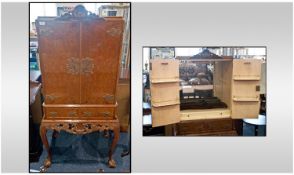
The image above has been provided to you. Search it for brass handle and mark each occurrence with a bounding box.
[100,112,111,117]
[49,112,57,117]
[83,111,92,117]
[66,57,80,75]
[80,57,94,75]
[107,27,121,37]
[66,57,94,75]
[244,62,251,64]
[68,111,77,117]
[161,62,169,65]
[103,94,114,103]
[46,95,56,101]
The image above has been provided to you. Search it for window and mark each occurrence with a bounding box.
[108,11,117,16]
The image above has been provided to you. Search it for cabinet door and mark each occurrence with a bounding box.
[150,59,180,83]
[152,105,180,127]
[231,59,261,119]
[80,18,124,104]
[150,82,180,106]
[36,20,81,104]
[150,59,180,127]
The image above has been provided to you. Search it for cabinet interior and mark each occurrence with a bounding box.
[179,60,232,112]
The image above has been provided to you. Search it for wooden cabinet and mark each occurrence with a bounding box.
[149,58,262,128]
[36,5,123,171]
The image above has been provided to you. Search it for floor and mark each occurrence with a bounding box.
[29,130,130,173]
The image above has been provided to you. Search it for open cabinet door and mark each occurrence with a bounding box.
[231,59,262,119]
[150,59,180,127]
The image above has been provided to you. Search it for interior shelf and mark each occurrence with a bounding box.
[152,100,180,107]
[233,76,260,80]
[233,97,259,102]
[150,78,180,83]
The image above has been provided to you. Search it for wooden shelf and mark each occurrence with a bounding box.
[233,97,259,102]
[152,100,180,107]
[187,58,233,62]
[233,76,260,81]
[150,78,180,83]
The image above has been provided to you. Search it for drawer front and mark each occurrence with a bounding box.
[44,107,115,119]
[150,59,179,82]
[233,59,261,79]
[151,82,180,106]
[180,109,231,121]
[176,118,233,135]
[79,107,115,119]
[44,107,79,119]
[152,104,180,127]
[231,101,260,119]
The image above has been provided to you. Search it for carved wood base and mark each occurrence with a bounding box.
[39,118,120,172]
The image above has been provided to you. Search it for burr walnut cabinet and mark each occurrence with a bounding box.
[35,5,124,171]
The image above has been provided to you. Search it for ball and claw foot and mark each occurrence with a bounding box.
[40,158,51,173]
[108,159,116,168]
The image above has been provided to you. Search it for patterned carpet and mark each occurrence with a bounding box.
[29,130,130,173]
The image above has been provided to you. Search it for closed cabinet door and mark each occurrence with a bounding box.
[37,20,81,104]
[231,59,261,119]
[80,19,124,104]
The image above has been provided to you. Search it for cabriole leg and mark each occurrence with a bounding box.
[108,124,120,168]
[39,124,52,172]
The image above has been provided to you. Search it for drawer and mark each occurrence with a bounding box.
[150,59,179,83]
[233,59,261,79]
[176,118,233,135]
[44,107,115,119]
[151,82,180,106]
[180,108,231,121]
[82,93,116,104]
[231,101,260,119]
[44,107,79,119]
[152,104,180,127]
[232,81,260,100]
[79,107,115,119]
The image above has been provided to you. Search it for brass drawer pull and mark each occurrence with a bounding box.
[49,112,57,117]
[100,112,111,117]
[103,94,114,103]
[46,95,56,101]
[107,27,122,37]
[83,111,92,117]
[68,111,77,117]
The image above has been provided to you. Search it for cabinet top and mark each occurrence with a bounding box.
[36,5,123,22]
